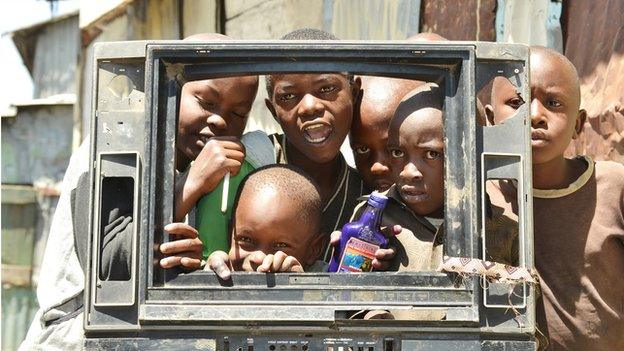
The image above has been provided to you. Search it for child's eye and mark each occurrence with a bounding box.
[548,100,562,108]
[275,242,289,249]
[390,149,404,158]
[354,146,370,155]
[320,85,337,94]
[237,236,253,244]
[278,93,296,102]
[425,150,441,160]
[507,97,524,109]
[196,97,214,111]
[231,112,246,119]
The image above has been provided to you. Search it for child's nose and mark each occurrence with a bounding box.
[400,162,423,181]
[206,112,227,130]
[297,93,324,118]
[530,99,547,127]
[370,161,389,175]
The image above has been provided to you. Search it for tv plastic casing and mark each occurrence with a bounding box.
[85,40,535,350]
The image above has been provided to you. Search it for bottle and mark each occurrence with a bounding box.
[328,192,389,272]
[196,160,254,259]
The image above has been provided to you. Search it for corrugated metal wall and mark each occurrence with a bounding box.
[420,0,497,41]
[563,0,624,163]
[32,16,79,99]
[327,0,421,39]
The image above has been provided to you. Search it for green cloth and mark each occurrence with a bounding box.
[196,160,255,260]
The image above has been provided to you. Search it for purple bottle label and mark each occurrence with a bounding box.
[337,237,379,272]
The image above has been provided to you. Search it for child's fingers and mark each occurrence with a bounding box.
[371,258,391,271]
[282,256,304,272]
[160,252,202,270]
[179,256,203,270]
[242,251,266,272]
[375,247,396,261]
[163,223,199,238]
[330,231,342,246]
[392,224,402,236]
[159,256,182,269]
[224,159,243,176]
[207,251,232,280]
[271,251,288,271]
[257,254,275,272]
[160,238,203,256]
[224,149,245,162]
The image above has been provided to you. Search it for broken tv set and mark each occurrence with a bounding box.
[85,39,536,350]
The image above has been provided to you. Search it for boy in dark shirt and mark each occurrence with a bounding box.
[264,28,367,261]
[486,46,624,350]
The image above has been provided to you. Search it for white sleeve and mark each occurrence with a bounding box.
[19,136,91,351]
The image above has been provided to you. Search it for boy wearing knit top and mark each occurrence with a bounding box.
[486,46,624,350]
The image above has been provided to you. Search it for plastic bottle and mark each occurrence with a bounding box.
[328,192,389,272]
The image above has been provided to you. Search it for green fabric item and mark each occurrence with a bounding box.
[196,160,255,260]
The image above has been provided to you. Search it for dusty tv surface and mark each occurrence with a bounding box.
[85,40,536,350]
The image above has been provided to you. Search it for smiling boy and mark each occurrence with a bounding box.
[264,29,366,261]
[486,46,624,350]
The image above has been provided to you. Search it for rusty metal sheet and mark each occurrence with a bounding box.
[563,0,624,163]
[420,0,497,41]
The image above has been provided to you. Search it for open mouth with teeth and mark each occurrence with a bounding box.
[302,123,333,144]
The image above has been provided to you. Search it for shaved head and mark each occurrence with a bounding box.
[357,76,423,128]
[235,164,322,232]
[407,32,448,42]
[530,46,581,109]
[392,83,444,130]
[183,32,231,41]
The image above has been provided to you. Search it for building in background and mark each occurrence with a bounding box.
[2,0,622,349]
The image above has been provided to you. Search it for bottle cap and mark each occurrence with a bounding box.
[368,191,388,208]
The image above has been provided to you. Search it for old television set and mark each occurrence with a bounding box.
[85,40,535,350]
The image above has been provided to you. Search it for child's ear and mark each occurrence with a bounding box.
[573,109,587,139]
[306,233,326,266]
[484,104,496,126]
[265,98,278,122]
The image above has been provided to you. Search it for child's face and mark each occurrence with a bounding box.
[229,188,322,269]
[265,73,359,163]
[351,78,417,191]
[177,76,258,163]
[351,115,396,191]
[388,108,445,217]
[488,50,585,165]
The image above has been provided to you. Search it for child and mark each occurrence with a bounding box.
[158,33,264,269]
[347,82,517,272]
[350,76,421,192]
[202,165,326,279]
[486,46,624,350]
[264,28,366,261]
[381,83,446,271]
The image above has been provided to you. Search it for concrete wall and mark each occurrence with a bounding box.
[1,105,74,185]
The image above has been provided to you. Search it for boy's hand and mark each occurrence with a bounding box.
[175,136,245,221]
[330,225,401,271]
[187,136,245,195]
[206,250,232,280]
[257,251,305,273]
[159,223,204,270]
[240,251,304,273]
